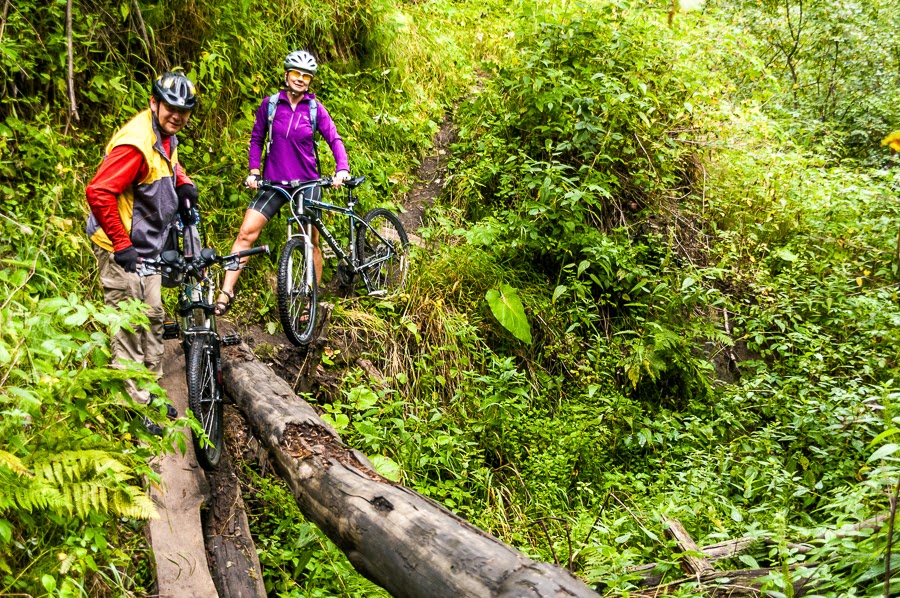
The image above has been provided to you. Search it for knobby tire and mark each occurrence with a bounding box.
[186,333,223,470]
[278,236,318,346]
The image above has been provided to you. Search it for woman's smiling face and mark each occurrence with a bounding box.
[285,69,313,94]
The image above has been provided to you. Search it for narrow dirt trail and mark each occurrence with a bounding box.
[397,117,455,236]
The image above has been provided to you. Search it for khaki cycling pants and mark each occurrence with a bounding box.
[93,244,164,406]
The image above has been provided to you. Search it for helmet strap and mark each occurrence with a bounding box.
[149,101,167,137]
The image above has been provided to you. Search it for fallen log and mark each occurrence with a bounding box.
[221,342,598,598]
[702,536,759,561]
[201,407,267,598]
[631,513,888,585]
[664,518,714,576]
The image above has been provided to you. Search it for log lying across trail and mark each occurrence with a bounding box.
[221,342,599,598]
[151,342,267,598]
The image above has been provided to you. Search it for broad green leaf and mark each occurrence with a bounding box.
[0,519,11,543]
[871,428,900,446]
[42,575,56,592]
[868,443,900,462]
[485,284,532,344]
[776,248,798,262]
[349,387,379,410]
[552,285,567,303]
[369,455,401,482]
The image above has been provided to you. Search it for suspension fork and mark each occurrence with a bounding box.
[346,189,359,266]
[287,216,316,288]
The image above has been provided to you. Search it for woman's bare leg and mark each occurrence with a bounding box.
[311,225,323,284]
[218,209,269,313]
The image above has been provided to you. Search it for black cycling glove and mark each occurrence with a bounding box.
[114,246,139,273]
[176,184,199,225]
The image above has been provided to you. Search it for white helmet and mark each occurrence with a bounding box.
[284,50,317,74]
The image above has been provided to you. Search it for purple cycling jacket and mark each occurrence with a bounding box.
[248,90,349,182]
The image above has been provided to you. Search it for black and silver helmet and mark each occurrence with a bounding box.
[152,71,198,110]
[284,50,317,75]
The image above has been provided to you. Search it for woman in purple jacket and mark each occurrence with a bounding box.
[217,50,350,314]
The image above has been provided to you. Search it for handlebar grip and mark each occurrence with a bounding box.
[237,245,269,259]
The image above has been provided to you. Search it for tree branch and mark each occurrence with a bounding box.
[66,0,79,125]
[130,0,153,64]
[0,0,10,45]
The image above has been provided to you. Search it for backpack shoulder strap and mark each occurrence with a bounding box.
[307,99,320,173]
[308,99,317,135]
[264,93,280,164]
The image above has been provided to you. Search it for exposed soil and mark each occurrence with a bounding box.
[397,117,456,236]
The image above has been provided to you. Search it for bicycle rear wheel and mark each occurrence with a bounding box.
[186,333,223,470]
[277,236,318,346]
[356,208,409,296]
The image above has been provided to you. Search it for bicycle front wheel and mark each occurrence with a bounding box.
[278,236,318,346]
[187,333,223,470]
[356,208,409,296]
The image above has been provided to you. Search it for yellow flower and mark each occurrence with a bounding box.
[882,131,900,152]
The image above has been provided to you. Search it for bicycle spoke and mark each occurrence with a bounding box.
[278,236,318,346]
[357,209,409,296]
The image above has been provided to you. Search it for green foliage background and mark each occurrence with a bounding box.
[3,0,900,594]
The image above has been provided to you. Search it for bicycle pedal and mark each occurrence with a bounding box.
[162,320,181,340]
[221,334,242,347]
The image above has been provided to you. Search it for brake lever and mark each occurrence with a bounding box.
[223,256,241,271]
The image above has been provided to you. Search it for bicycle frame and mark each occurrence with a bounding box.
[137,222,265,469]
[265,180,401,288]
[178,223,218,345]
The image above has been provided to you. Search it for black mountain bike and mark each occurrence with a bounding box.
[140,222,268,469]
[259,176,409,347]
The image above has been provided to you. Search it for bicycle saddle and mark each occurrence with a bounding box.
[346,176,366,189]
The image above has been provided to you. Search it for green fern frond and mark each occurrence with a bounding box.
[0,469,64,513]
[60,480,155,520]
[0,450,31,477]
[2,449,155,520]
[111,487,158,520]
[32,450,130,486]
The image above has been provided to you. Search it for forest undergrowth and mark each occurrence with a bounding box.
[2,0,900,595]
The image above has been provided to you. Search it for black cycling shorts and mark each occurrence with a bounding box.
[247,185,322,221]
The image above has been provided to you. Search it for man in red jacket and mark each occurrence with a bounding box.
[86,71,199,434]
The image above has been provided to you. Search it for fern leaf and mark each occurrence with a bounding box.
[0,450,31,477]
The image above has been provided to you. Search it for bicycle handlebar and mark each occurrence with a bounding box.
[259,177,333,190]
[138,245,270,275]
[257,175,367,191]
[233,245,270,260]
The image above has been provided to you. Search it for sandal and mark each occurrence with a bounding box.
[149,394,179,420]
[214,289,235,316]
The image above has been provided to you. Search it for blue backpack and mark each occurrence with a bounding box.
[265,93,319,173]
